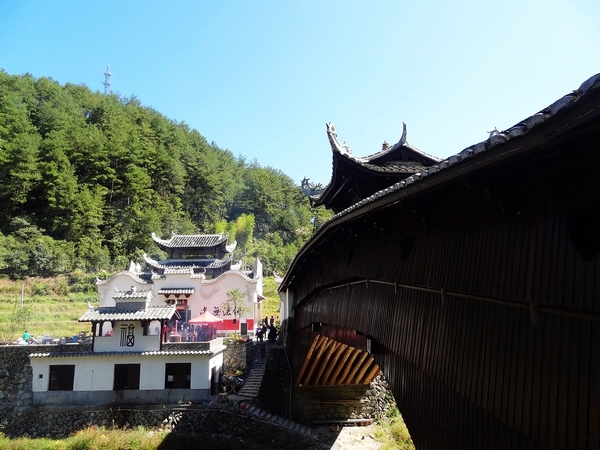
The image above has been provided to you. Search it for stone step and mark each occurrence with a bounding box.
[242,405,315,438]
[235,344,275,400]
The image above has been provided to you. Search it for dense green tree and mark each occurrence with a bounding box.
[0,71,325,278]
[0,73,41,223]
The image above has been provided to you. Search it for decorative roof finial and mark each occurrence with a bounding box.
[487,127,500,138]
[301,177,324,197]
[326,122,352,154]
[399,122,407,146]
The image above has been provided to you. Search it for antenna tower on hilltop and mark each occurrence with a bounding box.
[102,64,112,94]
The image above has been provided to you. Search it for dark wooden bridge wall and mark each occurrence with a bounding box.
[291,148,600,449]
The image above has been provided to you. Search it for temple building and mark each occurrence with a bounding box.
[97,232,263,337]
[302,122,441,213]
[28,231,262,406]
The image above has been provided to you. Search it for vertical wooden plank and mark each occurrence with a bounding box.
[588,323,600,449]
[566,318,580,449]
[556,317,570,450]
[576,320,591,450]
[502,305,515,426]
[520,309,537,438]
[457,296,472,397]
[472,300,485,406]
[539,313,555,449]
[513,309,527,433]
[536,183,555,305]
[494,304,508,419]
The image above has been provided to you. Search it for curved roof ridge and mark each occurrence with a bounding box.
[200,269,259,284]
[96,270,151,286]
[151,232,229,249]
[317,77,599,228]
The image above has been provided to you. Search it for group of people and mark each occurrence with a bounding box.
[162,323,217,342]
[256,316,277,344]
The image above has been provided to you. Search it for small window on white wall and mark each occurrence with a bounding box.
[113,364,140,390]
[165,363,191,389]
[49,365,75,391]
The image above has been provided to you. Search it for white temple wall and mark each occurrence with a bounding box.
[187,272,257,319]
[96,273,150,307]
[95,258,264,326]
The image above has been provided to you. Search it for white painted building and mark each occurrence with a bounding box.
[29,285,226,406]
[29,231,263,407]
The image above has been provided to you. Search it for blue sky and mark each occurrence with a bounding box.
[2,0,599,185]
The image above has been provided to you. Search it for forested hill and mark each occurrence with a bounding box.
[0,71,330,279]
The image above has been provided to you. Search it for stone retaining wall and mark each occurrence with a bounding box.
[290,373,397,423]
[2,404,315,443]
[222,340,256,375]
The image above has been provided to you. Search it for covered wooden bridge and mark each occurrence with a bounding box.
[280,73,600,449]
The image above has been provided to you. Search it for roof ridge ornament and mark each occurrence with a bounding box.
[301,177,325,196]
[487,127,500,138]
[326,122,352,155]
[387,122,408,151]
[399,122,407,146]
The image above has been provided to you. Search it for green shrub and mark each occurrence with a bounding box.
[32,282,52,296]
[68,271,98,293]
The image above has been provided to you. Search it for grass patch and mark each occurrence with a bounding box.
[0,425,316,450]
[373,414,415,450]
[0,276,95,341]
[0,427,169,450]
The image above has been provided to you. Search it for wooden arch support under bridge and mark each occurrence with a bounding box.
[294,335,380,387]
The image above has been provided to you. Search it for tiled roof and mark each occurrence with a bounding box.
[29,348,225,358]
[113,289,152,300]
[362,161,427,173]
[362,141,441,165]
[96,271,151,286]
[305,129,437,202]
[151,232,228,248]
[143,254,232,271]
[158,288,195,295]
[138,272,153,281]
[318,74,600,228]
[163,268,194,275]
[78,306,176,322]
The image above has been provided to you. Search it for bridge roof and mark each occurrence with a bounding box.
[282,72,600,291]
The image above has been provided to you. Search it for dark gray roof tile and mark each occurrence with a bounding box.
[151,232,228,248]
[78,306,176,322]
[29,348,225,358]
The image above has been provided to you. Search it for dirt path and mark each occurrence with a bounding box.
[312,424,382,449]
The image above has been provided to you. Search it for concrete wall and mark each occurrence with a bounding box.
[32,387,212,407]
